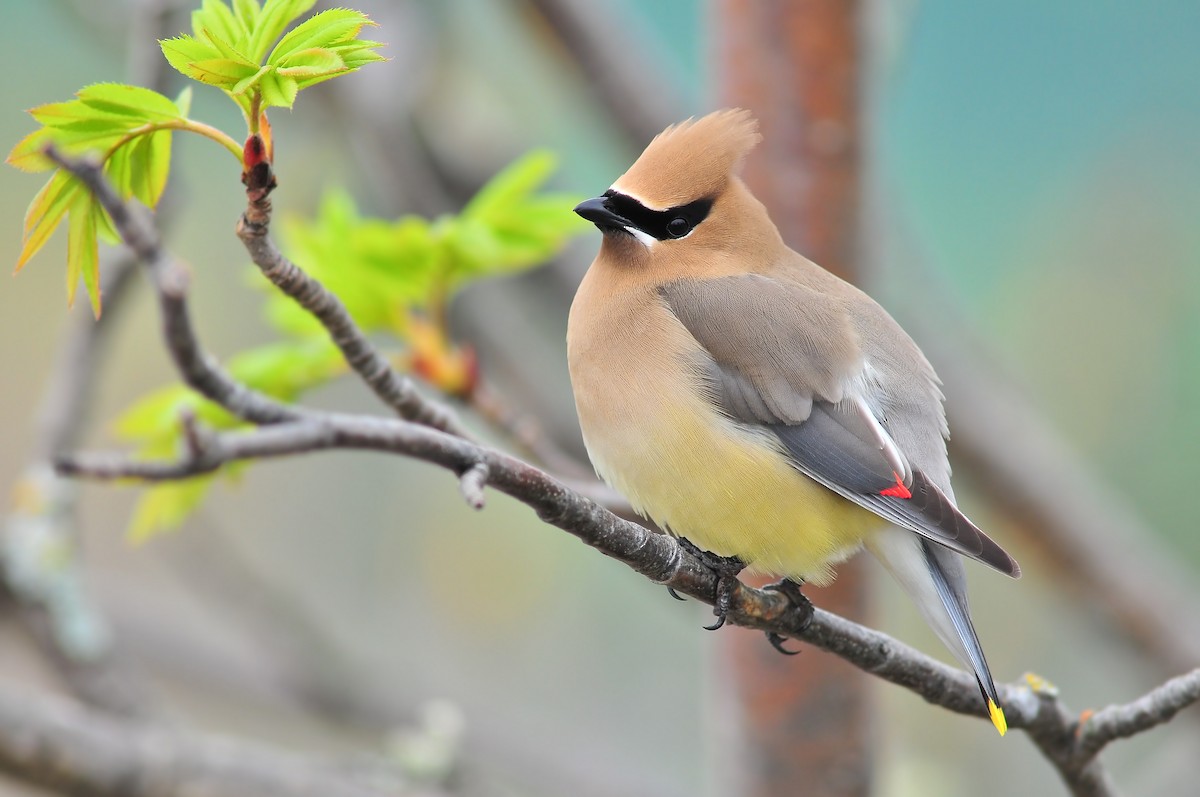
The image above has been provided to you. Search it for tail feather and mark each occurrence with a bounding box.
[868,531,1007,735]
[923,541,1007,736]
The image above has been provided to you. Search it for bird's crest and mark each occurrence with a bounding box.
[613,109,761,209]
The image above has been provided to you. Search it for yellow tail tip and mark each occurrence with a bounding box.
[988,699,1008,736]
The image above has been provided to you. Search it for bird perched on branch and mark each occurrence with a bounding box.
[566,109,1019,735]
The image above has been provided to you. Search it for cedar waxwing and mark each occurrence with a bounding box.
[566,109,1019,735]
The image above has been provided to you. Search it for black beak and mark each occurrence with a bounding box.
[574,196,632,231]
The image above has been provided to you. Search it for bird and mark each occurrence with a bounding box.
[565,108,1019,736]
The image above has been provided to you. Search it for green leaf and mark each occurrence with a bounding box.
[9,80,192,315]
[463,150,557,219]
[161,1,381,112]
[82,199,107,317]
[94,199,119,245]
[174,86,194,118]
[194,0,247,51]
[268,190,437,336]
[247,0,316,61]
[128,477,216,543]
[228,338,344,396]
[16,171,79,271]
[115,337,343,539]
[187,57,261,84]
[231,64,272,96]
[6,128,55,172]
[269,8,373,64]
[257,69,298,108]
[65,190,99,316]
[160,36,223,83]
[275,47,345,77]
[232,0,261,32]
[77,83,185,121]
[439,150,588,285]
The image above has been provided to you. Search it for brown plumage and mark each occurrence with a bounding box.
[567,109,1018,734]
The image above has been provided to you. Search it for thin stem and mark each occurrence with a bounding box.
[105,118,243,163]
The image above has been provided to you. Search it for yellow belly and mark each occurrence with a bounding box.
[577,375,881,585]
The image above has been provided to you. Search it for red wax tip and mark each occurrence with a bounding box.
[880,472,912,499]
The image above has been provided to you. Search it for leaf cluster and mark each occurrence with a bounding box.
[7,0,386,316]
[7,85,193,315]
[160,0,385,116]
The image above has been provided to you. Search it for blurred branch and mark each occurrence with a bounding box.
[0,679,440,797]
[45,128,1200,797]
[0,0,184,719]
[524,0,687,145]
[469,380,593,479]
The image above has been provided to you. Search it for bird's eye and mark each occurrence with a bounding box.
[666,217,691,238]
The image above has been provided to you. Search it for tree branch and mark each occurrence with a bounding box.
[56,416,1200,792]
[45,140,1200,797]
[1077,668,1200,760]
[236,185,469,437]
[0,679,441,797]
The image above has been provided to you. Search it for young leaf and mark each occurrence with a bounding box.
[6,128,56,173]
[8,83,190,305]
[115,338,343,539]
[128,477,217,543]
[65,191,100,316]
[247,0,316,63]
[163,0,383,113]
[267,190,437,336]
[275,47,345,78]
[16,171,79,271]
[268,8,374,63]
[76,83,184,120]
[82,199,108,316]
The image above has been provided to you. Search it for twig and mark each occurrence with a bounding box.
[457,461,489,510]
[469,380,593,479]
[1077,669,1200,760]
[526,0,688,146]
[236,192,469,437]
[48,136,1200,797]
[0,679,441,797]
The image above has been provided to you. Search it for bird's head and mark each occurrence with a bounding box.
[574,109,782,272]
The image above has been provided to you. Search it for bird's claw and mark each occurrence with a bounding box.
[766,631,800,655]
[761,578,814,654]
[677,537,745,632]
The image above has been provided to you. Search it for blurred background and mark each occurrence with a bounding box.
[1,1,1198,795]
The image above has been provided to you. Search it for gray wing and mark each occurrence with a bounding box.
[661,275,1020,578]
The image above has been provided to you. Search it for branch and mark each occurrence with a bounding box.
[0,680,441,797]
[56,418,1200,788]
[1077,668,1200,760]
[236,184,469,437]
[47,140,1200,797]
[44,147,304,428]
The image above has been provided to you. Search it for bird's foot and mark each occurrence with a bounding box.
[676,537,745,631]
[762,578,814,655]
